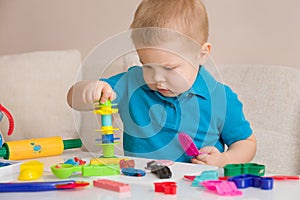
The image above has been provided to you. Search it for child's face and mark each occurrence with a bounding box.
[137,48,200,97]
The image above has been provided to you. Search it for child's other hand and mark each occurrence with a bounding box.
[83,80,116,104]
[191,146,225,167]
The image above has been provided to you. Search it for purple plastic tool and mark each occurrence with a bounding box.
[178,132,201,156]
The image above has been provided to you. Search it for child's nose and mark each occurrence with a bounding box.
[153,70,165,83]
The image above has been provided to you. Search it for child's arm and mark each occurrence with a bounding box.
[67,80,116,111]
[191,134,257,167]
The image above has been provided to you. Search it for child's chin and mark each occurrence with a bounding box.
[159,91,177,97]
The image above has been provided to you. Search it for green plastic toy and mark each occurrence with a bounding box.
[224,163,265,177]
[51,163,120,178]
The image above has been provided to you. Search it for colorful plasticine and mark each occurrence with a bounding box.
[145,160,173,179]
[119,159,135,169]
[93,179,130,192]
[64,157,86,166]
[150,165,172,179]
[121,167,146,177]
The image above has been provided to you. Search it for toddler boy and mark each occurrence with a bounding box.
[67,0,256,167]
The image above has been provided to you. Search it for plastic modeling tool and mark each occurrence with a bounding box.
[154,182,177,195]
[51,163,120,178]
[224,163,265,176]
[268,175,300,181]
[178,132,201,156]
[201,180,242,196]
[94,100,120,158]
[0,180,89,192]
[0,137,82,160]
[228,174,273,190]
[0,104,14,136]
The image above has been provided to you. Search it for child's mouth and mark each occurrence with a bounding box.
[157,88,171,94]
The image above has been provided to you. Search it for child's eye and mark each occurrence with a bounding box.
[142,64,152,69]
[164,66,177,71]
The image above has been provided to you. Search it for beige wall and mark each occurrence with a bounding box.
[205,0,300,67]
[0,0,299,67]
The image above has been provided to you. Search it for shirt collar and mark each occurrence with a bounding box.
[188,66,218,100]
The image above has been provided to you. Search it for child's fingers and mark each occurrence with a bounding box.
[199,146,219,154]
[93,81,104,102]
[109,90,117,101]
[198,146,211,154]
[196,153,208,160]
[100,91,111,104]
[100,83,115,103]
[195,152,209,162]
[191,158,206,165]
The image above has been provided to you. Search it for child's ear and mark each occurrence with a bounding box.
[198,42,211,64]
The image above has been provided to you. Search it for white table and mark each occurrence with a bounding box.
[0,150,299,200]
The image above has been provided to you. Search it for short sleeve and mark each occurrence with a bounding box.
[221,86,253,146]
[100,66,141,89]
[100,72,126,89]
[100,66,143,104]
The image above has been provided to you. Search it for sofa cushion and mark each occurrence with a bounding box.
[0,50,81,142]
[218,64,300,175]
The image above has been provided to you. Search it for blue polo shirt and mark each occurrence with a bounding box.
[101,66,252,162]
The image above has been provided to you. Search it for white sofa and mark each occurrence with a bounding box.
[0,50,299,175]
[218,64,300,175]
[0,50,81,141]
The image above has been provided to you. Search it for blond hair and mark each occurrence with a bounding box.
[130,0,209,46]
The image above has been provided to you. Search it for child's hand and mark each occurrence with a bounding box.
[83,80,116,104]
[67,80,116,111]
[191,146,226,167]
